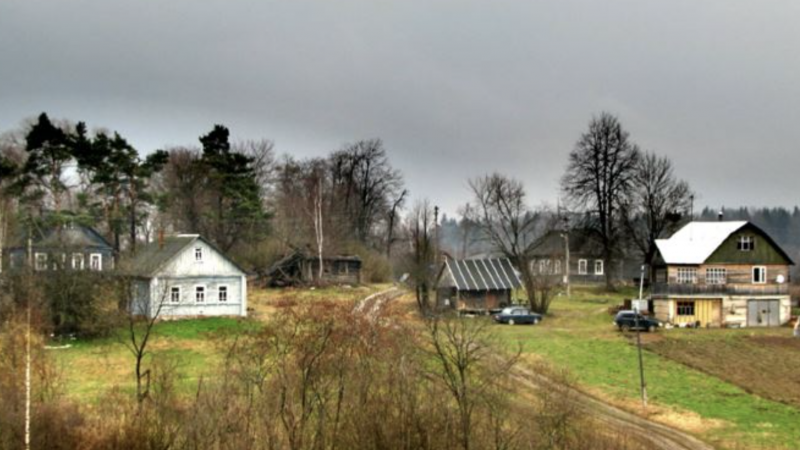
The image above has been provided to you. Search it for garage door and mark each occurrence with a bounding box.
[747,299,780,327]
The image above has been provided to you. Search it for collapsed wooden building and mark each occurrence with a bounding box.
[266,250,362,286]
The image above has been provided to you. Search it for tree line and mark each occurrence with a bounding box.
[0,110,720,318]
[0,113,409,278]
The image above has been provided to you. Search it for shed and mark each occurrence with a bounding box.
[125,234,248,318]
[266,250,362,286]
[435,258,522,312]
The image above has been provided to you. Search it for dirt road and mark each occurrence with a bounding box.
[511,363,715,450]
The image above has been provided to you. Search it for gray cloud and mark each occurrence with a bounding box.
[2,0,799,215]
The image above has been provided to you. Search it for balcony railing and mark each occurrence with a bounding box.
[650,282,789,297]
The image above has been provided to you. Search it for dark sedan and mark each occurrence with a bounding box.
[493,307,543,325]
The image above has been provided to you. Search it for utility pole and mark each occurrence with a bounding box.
[433,205,439,263]
[634,264,648,408]
[560,213,570,297]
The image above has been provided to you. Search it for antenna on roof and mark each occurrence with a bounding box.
[718,210,724,222]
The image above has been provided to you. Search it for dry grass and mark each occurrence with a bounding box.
[247,283,391,320]
[55,284,392,402]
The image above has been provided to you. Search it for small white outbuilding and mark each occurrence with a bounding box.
[127,234,248,318]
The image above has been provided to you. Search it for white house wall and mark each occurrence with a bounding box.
[156,276,246,317]
[160,240,244,278]
[142,239,248,318]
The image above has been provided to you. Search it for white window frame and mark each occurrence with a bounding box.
[705,267,726,285]
[594,260,604,276]
[194,247,203,262]
[218,284,229,303]
[71,253,85,270]
[90,253,102,271]
[195,285,206,303]
[737,236,754,251]
[676,267,697,284]
[578,259,588,275]
[34,253,48,271]
[170,286,181,304]
[554,260,562,275]
[752,266,767,284]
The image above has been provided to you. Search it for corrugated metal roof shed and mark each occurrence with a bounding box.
[442,258,522,291]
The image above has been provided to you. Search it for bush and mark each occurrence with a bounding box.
[345,243,392,283]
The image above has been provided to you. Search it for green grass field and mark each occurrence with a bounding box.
[53,284,389,403]
[494,287,800,450]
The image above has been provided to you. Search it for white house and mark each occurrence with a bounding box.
[127,234,248,318]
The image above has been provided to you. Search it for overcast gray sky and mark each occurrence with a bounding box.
[1,1,799,216]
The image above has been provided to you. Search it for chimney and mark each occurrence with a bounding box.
[718,210,724,222]
[158,228,165,250]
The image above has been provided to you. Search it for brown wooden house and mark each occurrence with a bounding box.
[435,257,522,312]
[651,221,793,327]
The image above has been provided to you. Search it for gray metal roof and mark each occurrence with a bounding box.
[6,224,112,250]
[125,236,197,277]
[125,235,247,277]
[443,258,521,291]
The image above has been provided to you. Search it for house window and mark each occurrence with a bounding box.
[194,247,203,262]
[578,259,588,275]
[90,254,102,271]
[72,253,85,270]
[195,286,205,303]
[676,267,697,284]
[737,236,755,251]
[34,253,48,271]
[170,287,181,303]
[705,268,726,285]
[218,285,228,302]
[538,260,547,274]
[594,260,604,276]
[677,301,695,316]
[554,260,562,274]
[752,266,766,284]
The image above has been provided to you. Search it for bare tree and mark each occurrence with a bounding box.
[404,200,437,313]
[116,276,172,405]
[425,317,519,450]
[561,112,641,289]
[469,173,551,313]
[456,203,479,259]
[385,189,407,258]
[623,151,692,265]
[329,139,404,244]
[530,251,562,316]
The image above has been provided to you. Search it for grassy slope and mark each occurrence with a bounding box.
[646,329,800,409]
[54,284,388,402]
[496,287,800,450]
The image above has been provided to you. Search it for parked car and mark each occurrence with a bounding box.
[614,310,661,332]
[493,307,542,325]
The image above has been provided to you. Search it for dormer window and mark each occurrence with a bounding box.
[194,247,203,262]
[737,236,755,251]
